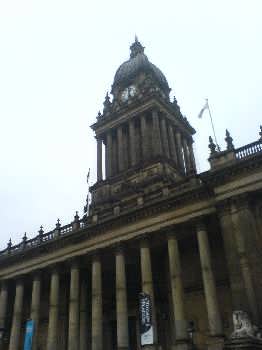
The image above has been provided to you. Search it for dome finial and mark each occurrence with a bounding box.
[130,37,144,59]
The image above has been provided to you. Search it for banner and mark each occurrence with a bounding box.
[23,319,35,350]
[139,292,153,346]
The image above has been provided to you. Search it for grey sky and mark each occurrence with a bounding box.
[0,0,261,249]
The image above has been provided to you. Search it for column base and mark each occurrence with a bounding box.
[224,337,262,350]
[142,344,166,350]
[172,340,191,350]
[207,335,224,350]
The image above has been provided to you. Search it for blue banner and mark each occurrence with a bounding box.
[23,319,35,350]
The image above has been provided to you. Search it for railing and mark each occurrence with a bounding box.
[0,219,87,258]
[235,139,262,160]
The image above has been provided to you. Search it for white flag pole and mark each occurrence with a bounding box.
[206,99,221,151]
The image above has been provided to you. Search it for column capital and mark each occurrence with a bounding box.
[91,250,102,263]
[216,199,231,217]
[230,194,251,213]
[48,263,62,274]
[0,280,8,290]
[67,256,81,269]
[139,234,151,248]
[166,231,178,242]
[31,269,42,281]
[113,242,126,255]
[13,275,25,285]
[191,216,208,231]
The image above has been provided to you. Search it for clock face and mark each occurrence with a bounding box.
[121,88,129,101]
[121,85,137,102]
[129,85,137,97]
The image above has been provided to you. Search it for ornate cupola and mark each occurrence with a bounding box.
[90,39,196,215]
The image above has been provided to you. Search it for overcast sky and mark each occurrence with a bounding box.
[0,0,261,249]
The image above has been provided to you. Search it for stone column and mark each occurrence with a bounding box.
[140,238,157,346]
[141,115,148,161]
[47,267,60,350]
[97,137,103,181]
[0,281,8,349]
[92,254,103,350]
[160,117,170,158]
[115,246,129,350]
[196,221,223,348]
[231,199,259,323]
[8,279,24,350]
[152,110,162,157]
[182,137,191,175]
[30,272,41,350]
[106,132,113,178]
[129,119,136,167]
[80,277,88,350]
[167,234,189,349]
[218,202,247,312]
[175,131,184,173]
[68,260,80,350]
[117,126,124,172]
[187,138,196,173]
[167,123,178,165]
[111,131,118,176]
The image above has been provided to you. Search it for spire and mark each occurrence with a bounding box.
[103,92,111,114]
[259,125,262,140]
[208,136,217,156]
[130,37,145,59]
[225,129,234,150]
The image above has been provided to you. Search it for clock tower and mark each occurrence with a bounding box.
[90,38,196,215]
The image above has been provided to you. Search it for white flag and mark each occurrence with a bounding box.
[198,99,209,119]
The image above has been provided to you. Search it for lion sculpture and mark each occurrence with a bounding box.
[231,310,261,339]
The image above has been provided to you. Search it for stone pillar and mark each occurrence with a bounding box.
[167,234,189,349]
[187,138,196,173]
[47,267,60,350]
[196,222,223,349]
[140,238,157,346]
[129,119,136,167]
[0,281,8,349]
[115,246,129,350]
[92,254,103,350]
[182,137,191,175]
[218,202,247,312]
[80,277,88,350]
[152,110,162,157]
[141,115,148,161]
[106,132,112,178]
[68,260,80,350]
[117,126,124,172]
[160,117,170,158]
[30,272,41,350]
[231,199,259,323]
[97,137,103,181]
[8,279,24,350]
[111,131,118,176]
[175,131,184,173]
[167,123,178,165]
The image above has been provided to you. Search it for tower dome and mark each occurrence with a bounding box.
[111,38,170,94]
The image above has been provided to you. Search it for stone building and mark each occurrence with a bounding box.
[0,38,262,350]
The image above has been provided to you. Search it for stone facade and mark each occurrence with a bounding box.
[0,39,262,350]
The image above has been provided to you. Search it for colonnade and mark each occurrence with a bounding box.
[0,220,228,350]
[96,110,196,181]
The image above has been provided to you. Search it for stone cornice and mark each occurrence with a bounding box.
[91,95,195,136]
[0,180,212,268]
[200,152,262,186]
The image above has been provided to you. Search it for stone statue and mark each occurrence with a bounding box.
[231,310,261,339]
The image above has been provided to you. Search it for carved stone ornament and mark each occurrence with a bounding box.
[231,311,261,339]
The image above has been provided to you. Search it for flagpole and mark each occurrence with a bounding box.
[206,99,221,151]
